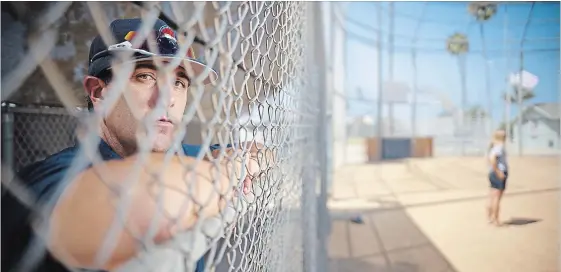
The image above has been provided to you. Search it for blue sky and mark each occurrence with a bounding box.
[342,2,559,129]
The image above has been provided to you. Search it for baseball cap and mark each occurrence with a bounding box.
[87,18,217,85]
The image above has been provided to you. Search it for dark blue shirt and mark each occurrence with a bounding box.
[1,140,221,272]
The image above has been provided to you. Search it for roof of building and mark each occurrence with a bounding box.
[509,102,559,126]
[533,102,559,119]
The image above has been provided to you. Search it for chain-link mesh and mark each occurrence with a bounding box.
[2,2,320,272]
[2,107,81,172]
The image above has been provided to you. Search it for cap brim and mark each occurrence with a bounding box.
[89,54,218,85]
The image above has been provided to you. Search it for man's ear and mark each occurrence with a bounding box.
[83,76,106,108]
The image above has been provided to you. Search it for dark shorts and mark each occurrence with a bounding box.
[489,171,508,190]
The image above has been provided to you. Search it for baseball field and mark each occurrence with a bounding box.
[328,155,559,272]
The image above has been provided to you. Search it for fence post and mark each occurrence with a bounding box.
[2,109,15,174]
[302,2,327,272]
[309,2,331,271]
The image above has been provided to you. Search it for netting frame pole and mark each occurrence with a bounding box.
[314,2,330,271]
[302,2,330,272]
[503,4,512,147]
[326,2,335,199]
[376,3,384,160]
[1,108,15,174]
[387,2,395,137]
[410,49,418,156]
[302,3,316,269]
[458,54,468,156]
[517,50,524,156]
[409,3,426,158]
[517,2,535,156]
[480,23,493,150]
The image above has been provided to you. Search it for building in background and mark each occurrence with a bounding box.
[510,102,560,155]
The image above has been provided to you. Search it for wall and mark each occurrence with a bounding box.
[366,137,433,161]
[511,118,560,155]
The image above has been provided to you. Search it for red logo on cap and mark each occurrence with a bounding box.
[158,26,177,42]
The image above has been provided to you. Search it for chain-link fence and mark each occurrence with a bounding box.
[5,2,557,271]
[1,106,81,172]
[2,2,330,272]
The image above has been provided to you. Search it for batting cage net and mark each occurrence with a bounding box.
[2,2,328,272]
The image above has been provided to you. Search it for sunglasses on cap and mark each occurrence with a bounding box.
[89,30,196,65]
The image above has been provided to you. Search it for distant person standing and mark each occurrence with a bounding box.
[486,129,508,226]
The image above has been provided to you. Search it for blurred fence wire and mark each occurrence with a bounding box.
[2,1,559,271]
[1,2,330,272]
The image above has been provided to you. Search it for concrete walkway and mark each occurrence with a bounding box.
[327,156,559,272]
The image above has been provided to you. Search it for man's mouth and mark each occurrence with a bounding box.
[156,116,174,127]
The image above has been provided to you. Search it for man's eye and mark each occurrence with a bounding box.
[136,74,155,82]
[175,80,187,89]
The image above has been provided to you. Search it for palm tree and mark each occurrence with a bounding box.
[468,2,497,21]
[446,32,469,155]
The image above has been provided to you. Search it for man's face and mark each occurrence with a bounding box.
[100,60,190,153]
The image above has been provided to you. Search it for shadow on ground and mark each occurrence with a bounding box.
[503,217,542,226]
[328,199,456,272]
[332,258,420,272]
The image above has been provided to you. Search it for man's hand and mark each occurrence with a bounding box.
[48,152,245,270]
[209,141,273,195]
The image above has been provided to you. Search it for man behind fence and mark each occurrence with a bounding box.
[2,18,264,272]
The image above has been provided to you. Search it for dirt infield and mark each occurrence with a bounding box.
[327,156,559,272]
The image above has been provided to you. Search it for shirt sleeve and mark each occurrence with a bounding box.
[491,145,504,157]
[182,144,203,157]
[1,150,76,271]
[17,154,75,204]
[182,144,233,158]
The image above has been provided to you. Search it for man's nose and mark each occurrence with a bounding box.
[152,78,175,109]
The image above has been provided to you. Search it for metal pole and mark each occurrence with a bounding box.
[341,7,349,166]
[2,109,15,173]
[410,3,426,157]
[327,2,342,197]
[376,3,384,160]
[388,2,395,137]
[517,2,534,156]
[480,23,493,147]
[517,50,524,155]
[311,2,330,271]
[458,54,467,156]
[503,4,511,144]
[411,49,418,156]
[301,157,317,272]
[302,3,320,271]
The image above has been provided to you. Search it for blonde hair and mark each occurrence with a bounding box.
[488,129,507,151]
